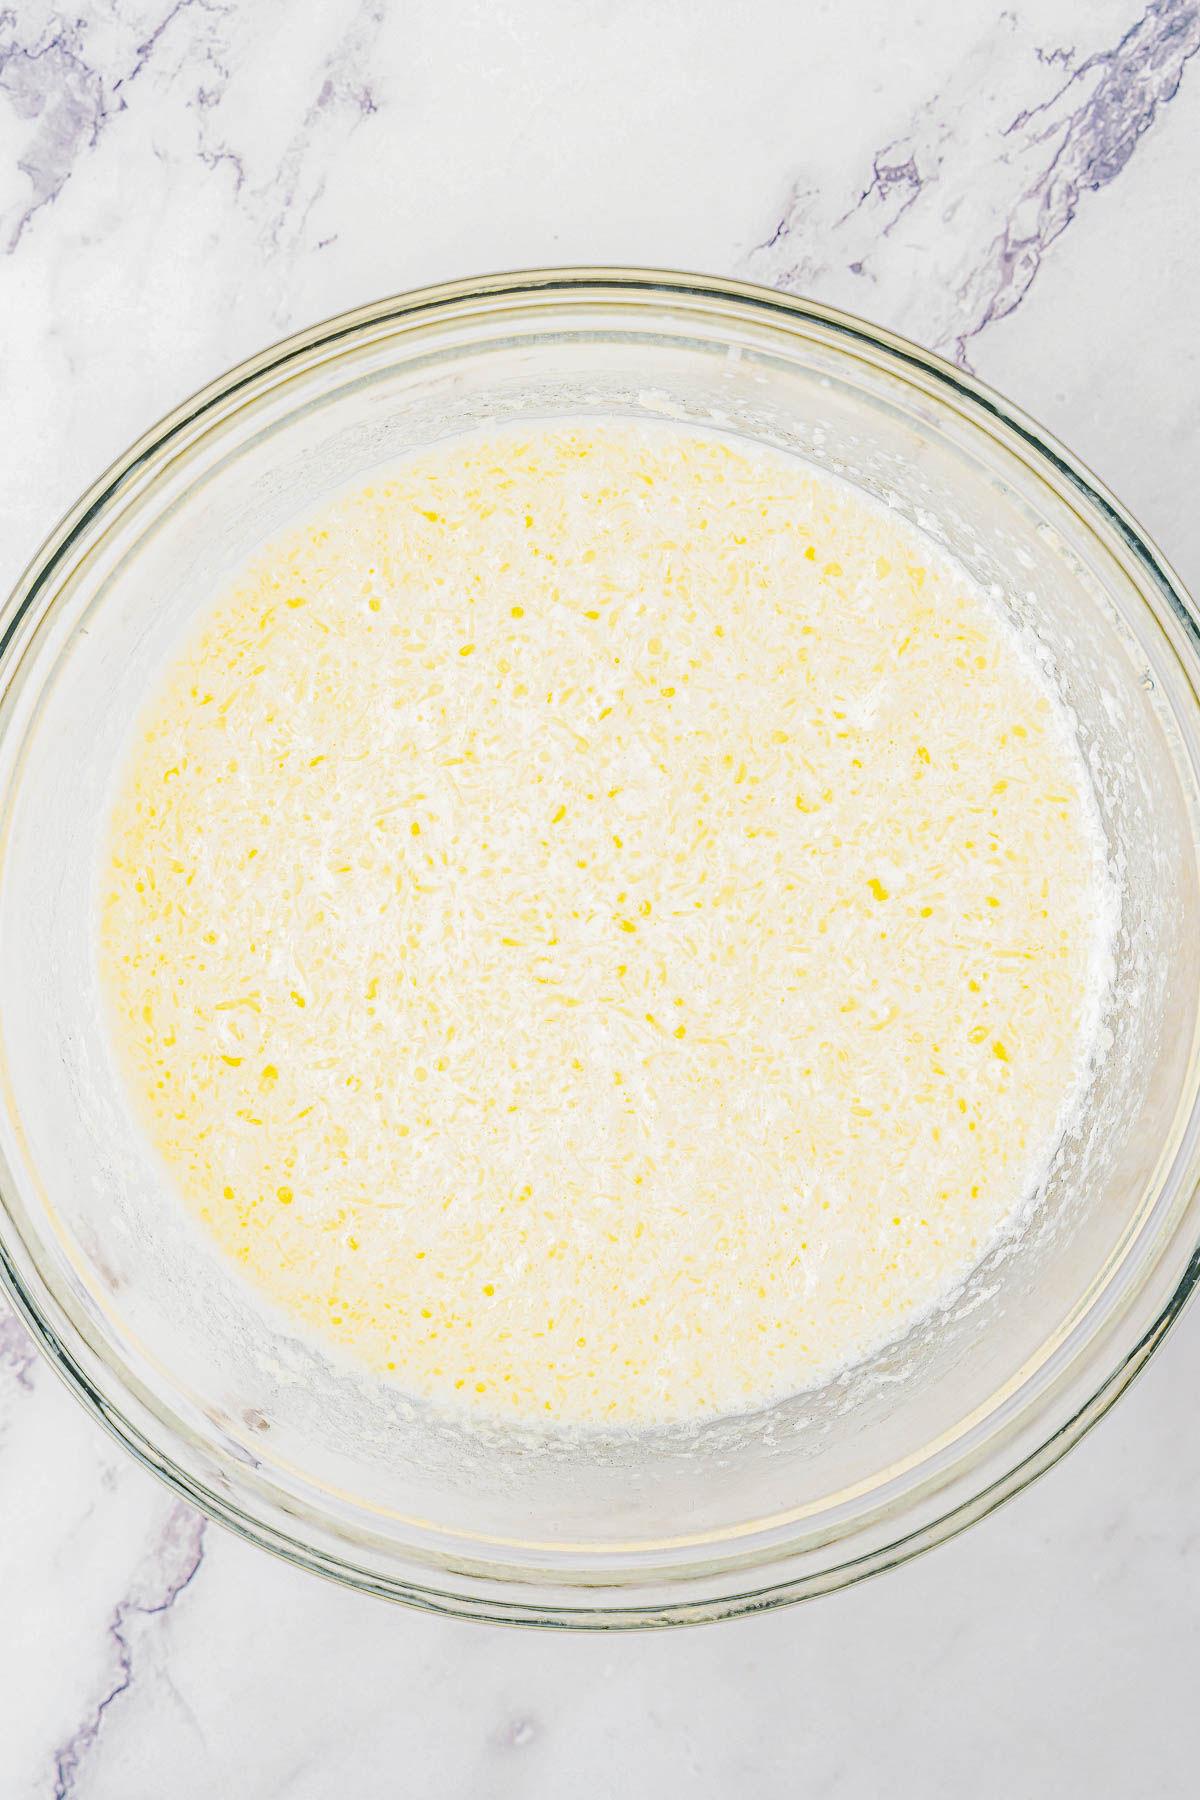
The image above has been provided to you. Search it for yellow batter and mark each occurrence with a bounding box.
[100,423,1108,1425]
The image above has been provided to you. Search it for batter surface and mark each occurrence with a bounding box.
[100,423,1109,1424]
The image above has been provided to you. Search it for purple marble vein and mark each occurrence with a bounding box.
[0,0,241,252]
[0,1299,36,1391]
[746,0,1200,366]
[0,12,106,252]
[255,0,386,260]
[0,0,388,267]
[957,0,1200,360]
[50,1502,206,1799]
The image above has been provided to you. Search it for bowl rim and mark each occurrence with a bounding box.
[4,264,1200,1629]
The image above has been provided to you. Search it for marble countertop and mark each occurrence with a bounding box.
[3,1,1200,1793]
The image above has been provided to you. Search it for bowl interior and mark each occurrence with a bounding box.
[1,281,1199,1601]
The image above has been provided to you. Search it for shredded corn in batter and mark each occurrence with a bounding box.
[100,423,1108,1425]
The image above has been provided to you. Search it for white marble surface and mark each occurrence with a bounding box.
[3,1,1200,1792]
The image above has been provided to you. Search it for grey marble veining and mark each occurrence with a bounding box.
[51,1505,206,1800]
[0,1303,36,1393]
[2,2,1200,1794]
[746,0,1200,363]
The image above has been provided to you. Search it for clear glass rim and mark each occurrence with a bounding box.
[4,265,1200,1629]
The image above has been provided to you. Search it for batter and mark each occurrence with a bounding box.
[99,423,1111,1425]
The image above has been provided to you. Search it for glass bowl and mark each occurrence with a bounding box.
[2,269,1199,1629]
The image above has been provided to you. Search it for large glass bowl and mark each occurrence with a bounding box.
[1,270,1199,1629]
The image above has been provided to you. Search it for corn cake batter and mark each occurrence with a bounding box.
[100,423,1110,1425]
